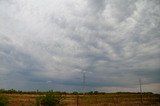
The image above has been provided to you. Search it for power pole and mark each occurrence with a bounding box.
[139,78,143,104]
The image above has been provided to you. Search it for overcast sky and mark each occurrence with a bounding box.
[0,0,160,93]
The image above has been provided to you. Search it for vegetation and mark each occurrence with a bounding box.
[37,92,63,106]
[0,89,160,106]
[0,95,8,106]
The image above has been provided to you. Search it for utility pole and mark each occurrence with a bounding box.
[139,78,143,104]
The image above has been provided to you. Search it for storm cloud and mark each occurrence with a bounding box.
[0,0,160,93]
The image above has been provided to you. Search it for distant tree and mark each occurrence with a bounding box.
[0,89,5,93]
[72,91,78,95]
[8,89,17,93]
[94,91,99,94]
[88,91,94,95]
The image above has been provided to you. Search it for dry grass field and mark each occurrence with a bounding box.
[0,93,160,106]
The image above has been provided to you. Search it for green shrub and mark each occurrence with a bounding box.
[37,92,63,106]
[0,95,8,106]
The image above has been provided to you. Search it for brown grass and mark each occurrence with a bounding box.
[1,93,160,106]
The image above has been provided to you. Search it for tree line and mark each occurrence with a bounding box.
[0,89,154,95]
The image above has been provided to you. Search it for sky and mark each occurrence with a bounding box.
[0,0,160,93]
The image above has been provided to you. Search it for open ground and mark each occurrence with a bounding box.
[1,92,160,106]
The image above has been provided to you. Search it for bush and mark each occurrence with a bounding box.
[0,95,8,106]
[37,92,63,106]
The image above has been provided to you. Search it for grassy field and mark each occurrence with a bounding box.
[0,93,160,106]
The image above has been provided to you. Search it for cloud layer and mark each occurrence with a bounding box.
[0,0,160,93]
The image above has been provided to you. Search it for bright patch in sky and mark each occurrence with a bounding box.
[0,0,160,93]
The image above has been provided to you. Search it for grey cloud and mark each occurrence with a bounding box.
[0,35,45,75]
[107,0,137,22]
[87,0,106,14]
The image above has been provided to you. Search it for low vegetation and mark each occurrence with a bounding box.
[0,95,8,106]
[36,92,64,106]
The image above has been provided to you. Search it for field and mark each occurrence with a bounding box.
[1,93,160,106]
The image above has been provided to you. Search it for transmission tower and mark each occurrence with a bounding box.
[139,78,143,104]
[82,72,86,93]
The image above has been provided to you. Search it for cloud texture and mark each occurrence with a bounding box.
[0,0,160,93]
